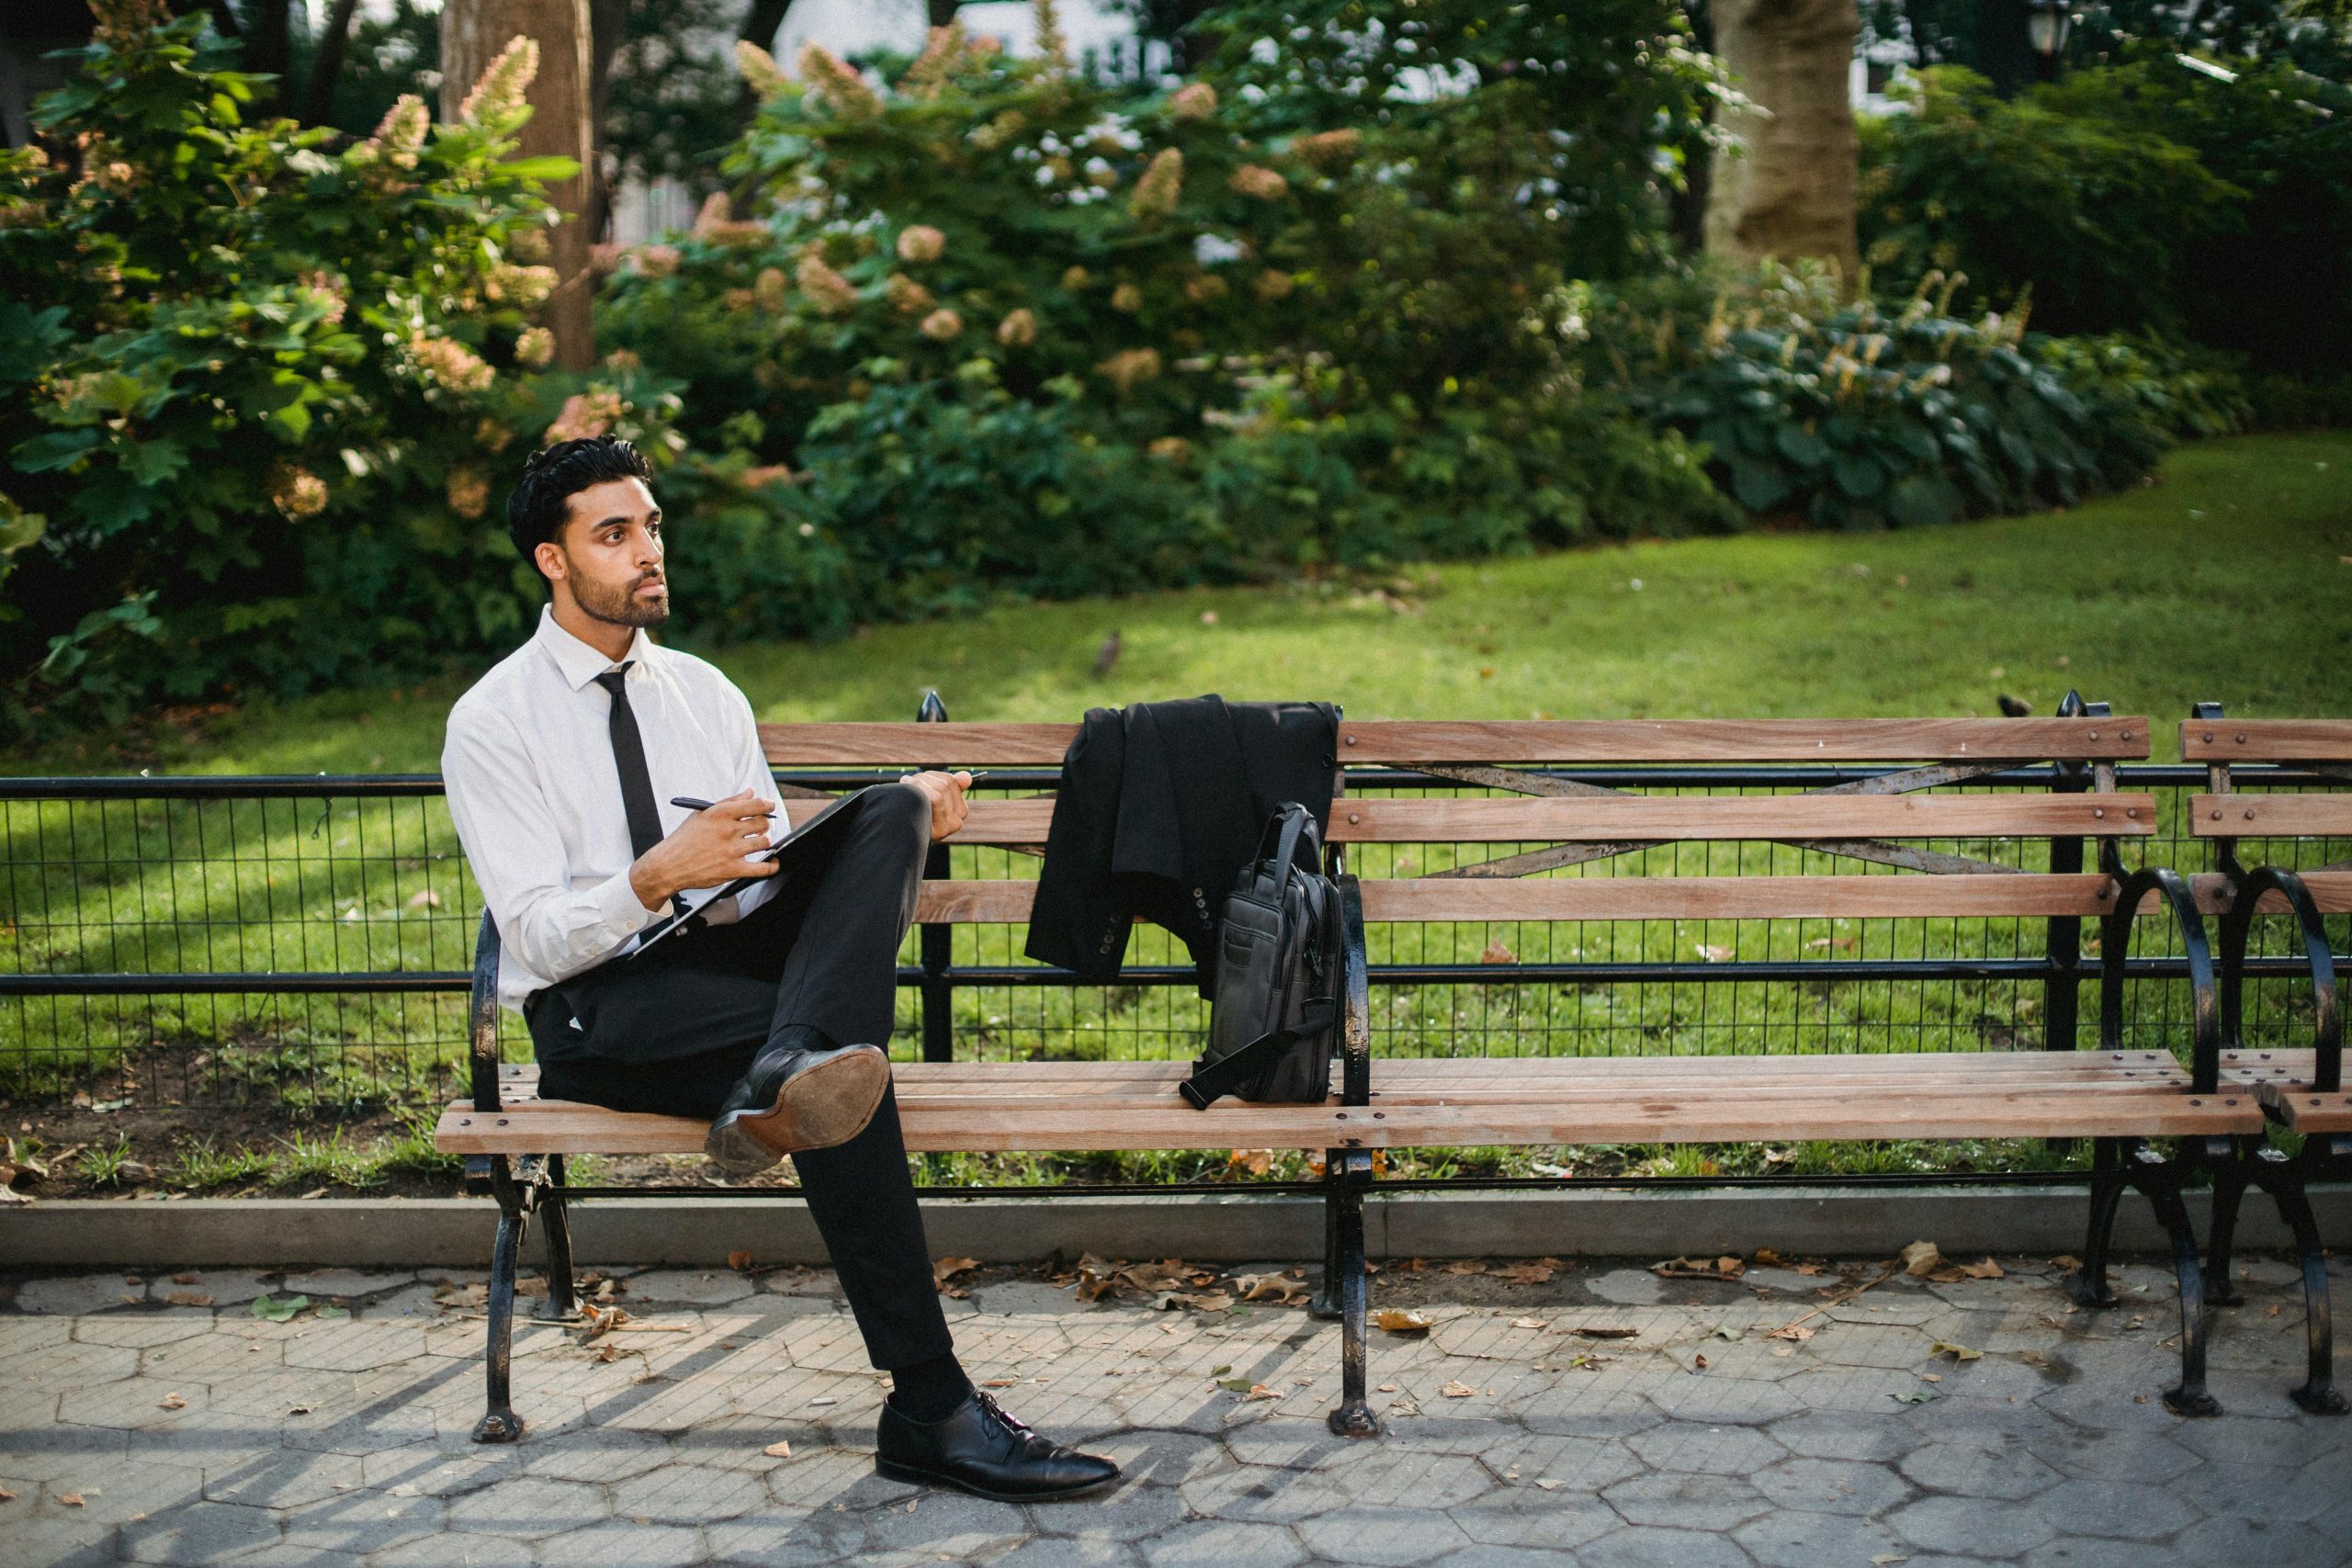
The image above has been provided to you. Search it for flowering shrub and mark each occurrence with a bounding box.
[0,7,577,730]
[1586,264,2238,530]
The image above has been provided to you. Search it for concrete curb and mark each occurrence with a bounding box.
[6,1184,2346,1269]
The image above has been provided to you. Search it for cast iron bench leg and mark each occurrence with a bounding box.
[2066,1137,2129,1310]
[1327,1148,1379,1438]
[1309,1166,1344,1321]
[474,1155,527,1443]
[2135,1144,2221,1417]
[2260,1138,2347,1416]
[2202,1140,2256,1309]
[534,1154,579,1323]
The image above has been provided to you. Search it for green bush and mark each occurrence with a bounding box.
[0,9,571,730]
[1859,53,2352,379]
[1589,264,2229,530]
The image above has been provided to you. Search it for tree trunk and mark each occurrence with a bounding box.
[585,0,628,243]
[296,0,364,127]
[1703,0,1859,276]
[442,0,598,372]
[737,0,797,128]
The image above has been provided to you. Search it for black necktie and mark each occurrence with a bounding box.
[594,664,663,859]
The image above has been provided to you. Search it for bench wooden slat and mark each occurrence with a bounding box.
[2181,720,2352,764]
[1336,718,2153,764]
[910,873,2270,924]
[923,794,2158,848]
[757,717,2154,768]
[2187,795,2352,838]
[437,1052,2257,1156]
[2216,1050,2352,1133]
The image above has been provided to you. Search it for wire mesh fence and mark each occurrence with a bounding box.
[2,767,2343,1122]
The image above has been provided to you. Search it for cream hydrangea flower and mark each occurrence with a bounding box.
[1128,148,1183,220]
[897,225,946,264]
[1169,83,1217,120]
[919,308,965,342]
[458,37,539,128]
[997,308,1037,347]
[797,41,881,118]
[735,40,791,99]
[797,249,859,314]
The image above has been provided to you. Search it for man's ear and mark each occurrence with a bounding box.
[535,538,568,582]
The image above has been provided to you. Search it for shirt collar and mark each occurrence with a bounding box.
[534,603,658,693]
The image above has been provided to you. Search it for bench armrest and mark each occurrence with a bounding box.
[2098,866,2221,1092]
[469,910,504,1113]
[2219,864,2341,1093]
[1338,874,1371,1106]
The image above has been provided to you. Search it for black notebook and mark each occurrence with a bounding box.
[628,785,878,954]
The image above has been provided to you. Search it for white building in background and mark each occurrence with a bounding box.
[610,0,1159,244]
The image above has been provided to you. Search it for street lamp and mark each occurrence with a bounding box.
[2026,0,2072,62]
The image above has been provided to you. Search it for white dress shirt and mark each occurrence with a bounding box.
[442,604,789,1012]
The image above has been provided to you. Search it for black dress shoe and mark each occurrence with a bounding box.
[875,1391,1120,1502]
[704,1040,890,1176]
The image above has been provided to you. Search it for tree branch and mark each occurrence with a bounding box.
[296,0,363,126]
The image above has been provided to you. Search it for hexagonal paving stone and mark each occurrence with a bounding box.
[1625,1423,1786,1476]
[1571,1525,1759,1568]
[856,1488,1029,1557]
[612,1460,773,1525]
[201,1449,367,1511]
[16,1274,153,1314]
[1751,1455,1912,1516]
[118,1499,284,1565]
[1584,1270,1668,1307]
[1445,1490,1622,1553]
[2172,1517,2347,1568]
[277,1269,416,1302]
[1475,1432,1645,1495]
[1897,1438,2064,1500]
[281,1323,429,1373]
[276,1488,445,1555]
[71,1314,216,1348]
[1886,1494,2059,1557]
[1178,1463,1342,1525]
[1600,1470,1771,1533]
[989,1539,1146,1568]
[2038,1427,2200,1484]
[1735,1508,1917,1568]
[702,1508,858,1568]
[2031,1476,2202,1540]
[445,1473,605,1538]
[537,1520,710,1568]
[1643,1375,1804,1427]
[1138,1518,1306,1568]
[1763,1408,1917,1462]
[623,1269,759,1306]
[1296,1506,1474,1566]
[518,1424,677,1483]
[2164,1458,2338,1526]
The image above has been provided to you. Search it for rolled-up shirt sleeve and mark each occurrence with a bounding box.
[443,701,662,986]
[726,684,790,919]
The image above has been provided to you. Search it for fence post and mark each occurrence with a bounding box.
[916,691,955,1064]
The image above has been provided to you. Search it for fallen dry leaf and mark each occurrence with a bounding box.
[1928,1341,1983,1362]
[0,1485,13,1501]
[1492,1263,1555,1285]
[171,1272,198,1285]
[1374,1309,1433,1336]
[157,1393,186,1410]
[1479,938,1518,964]
[1692,1353,1711,1371]
[164,1292,213,1308]
[1441,1381,1476,1398]
[59,1493,85,1507]
[727,1250,754,1272]
[1236,1274,1306,1305]
[1510,1317,1550,1330]
[763,1440,793,1459]
[1753,1247,1785,1267]
[1445,1260,1489,1276]
[1899,1241,1943,1278]
[932,1256,979,1291]
[1651,1255,1746,1281]
[288,1404,311,1416]
[1244,1383,1279,1402]
[1533,1479,1565,1491]
[1376,1383,1397,1393]
[1571,1325,1641,1339]
[1765,1323,1816,1343]
[595,1343,617,1363]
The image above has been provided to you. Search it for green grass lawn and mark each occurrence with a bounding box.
[21,430,2350,777]
[5,432,2347,1191]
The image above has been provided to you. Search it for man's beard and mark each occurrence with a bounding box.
[572,569,670,628]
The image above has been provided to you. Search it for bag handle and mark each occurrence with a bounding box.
[1255,802,1321,899]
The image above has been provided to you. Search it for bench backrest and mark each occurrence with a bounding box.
[2182,715,2352,916]
[762,714,2161,925]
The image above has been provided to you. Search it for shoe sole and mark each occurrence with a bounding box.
[873,1456,1119,1502]
[704,1046,889,1176]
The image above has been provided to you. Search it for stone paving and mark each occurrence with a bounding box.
[4,1250,2348,1567]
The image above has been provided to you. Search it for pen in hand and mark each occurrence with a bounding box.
[669,795,776,816]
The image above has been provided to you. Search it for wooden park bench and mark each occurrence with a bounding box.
[436,704,2263,1442]
[2183,712,2351,1416]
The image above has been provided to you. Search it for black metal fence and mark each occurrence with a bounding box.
[2,765,2344,1117]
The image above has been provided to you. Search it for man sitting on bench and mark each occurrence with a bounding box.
[440,435,1117,1502]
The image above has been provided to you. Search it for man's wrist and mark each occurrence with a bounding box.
[628,859,673,912]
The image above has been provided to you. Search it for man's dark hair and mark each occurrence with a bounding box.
[505,437,655,581]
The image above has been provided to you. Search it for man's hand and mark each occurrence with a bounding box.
[900,770,973,842]
[628,790,779,911]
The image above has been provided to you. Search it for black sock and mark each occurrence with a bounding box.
[888,1352,971,1422]
[765,1021,836,1059]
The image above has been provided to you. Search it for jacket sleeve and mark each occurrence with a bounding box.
[442,702,663,984]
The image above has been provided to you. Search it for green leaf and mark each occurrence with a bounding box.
[1727,458,1792,512]
[251,1293,310,1322]
[501,156,583,183]
[1832,453,1886,499]
[1773,424,1830,468]
[1890,1388,1938,1404]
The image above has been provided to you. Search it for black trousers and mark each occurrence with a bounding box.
[523,784,953,1371]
